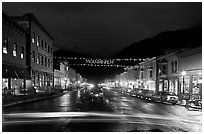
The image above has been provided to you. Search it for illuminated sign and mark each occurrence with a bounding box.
[85,59,114,64]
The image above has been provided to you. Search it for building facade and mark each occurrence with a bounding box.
[138,57,157,91]
[2,12,30,95]
[156,50,180,94]
[114,47,202,101]
[11,13,54,91]
[54,61,69,89]
[177,47,202,100]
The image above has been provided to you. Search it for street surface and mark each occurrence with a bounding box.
[2,88,202,132]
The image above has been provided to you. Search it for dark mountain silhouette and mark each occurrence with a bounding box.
[112,28,202,59]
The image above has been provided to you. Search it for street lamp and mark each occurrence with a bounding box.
[181,71,186,94]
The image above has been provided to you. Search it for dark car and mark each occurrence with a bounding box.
[129,89,138,97]
[89,88,104,100]
[151,91,178,105]
[142,90,155,101]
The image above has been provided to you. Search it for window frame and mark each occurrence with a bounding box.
[20,46,24,59]
[12,42,17,57]
[3,38,8,54]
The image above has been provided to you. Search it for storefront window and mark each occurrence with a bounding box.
[192,75,201,94]
[2,78,9,94]
[149,81,155,91]
[169,80,178,95]
[35,72,38,86]
[159,81,163,91]
[175,80,178,95]
[180,76,190,94]
[164,80,168,91]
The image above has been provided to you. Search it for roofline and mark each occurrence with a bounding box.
[2,12,29,35]
[9,13,54,41]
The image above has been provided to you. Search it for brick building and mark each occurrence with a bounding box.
[10,13,54,91]
[2,12,30,95]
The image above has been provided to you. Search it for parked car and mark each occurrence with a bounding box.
[143,90,155,101]
[130,89,143,98]
[185,99,202,110]
[130,89,138,97]
[151,91,178,105]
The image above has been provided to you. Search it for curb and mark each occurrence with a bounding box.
[2,92,68,109]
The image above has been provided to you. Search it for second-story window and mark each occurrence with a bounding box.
[3,38,8,54]
[37,36,40,46]
[161,65,167,75]
[41,55,44,65]
[48,58,50,68]
[45,42,47,51]
[50,60,52,68]
[149,70,153,78]
[41,40,44,48]
[171,61,178,73]
[48,45,50,53]
[32,32,35,44]
[140,71,144,79]
[20,46,24,59]
[13,42,17,57]
[39,54,42,65]
[50,47,53,53]
[32,51,35,63]
[36,53,39,64]
[175,61,177,73]
[45,57,47,67]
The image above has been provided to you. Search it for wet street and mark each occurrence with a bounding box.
[2,88,202,132]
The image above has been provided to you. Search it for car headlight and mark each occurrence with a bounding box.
[95,94,99,97]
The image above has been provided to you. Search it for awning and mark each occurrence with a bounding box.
[21,68,31,79]
[7,65,19,78]
[2,64,30,79]
[2,64,9,78]
[15,67,25,79]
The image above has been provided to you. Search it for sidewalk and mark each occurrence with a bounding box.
[2,91,68,109]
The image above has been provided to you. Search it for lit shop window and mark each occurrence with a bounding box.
[3,38,8,54]
[13,43,17,57]
[20,46,24,59]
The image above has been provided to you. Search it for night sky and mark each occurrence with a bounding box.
[2,2,202,57]
[2,2,202,82]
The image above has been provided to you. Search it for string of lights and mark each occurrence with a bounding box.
[68,63,156,68]
[53,56,147,61]
[54,56,156,68]
[69,63,128,68]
